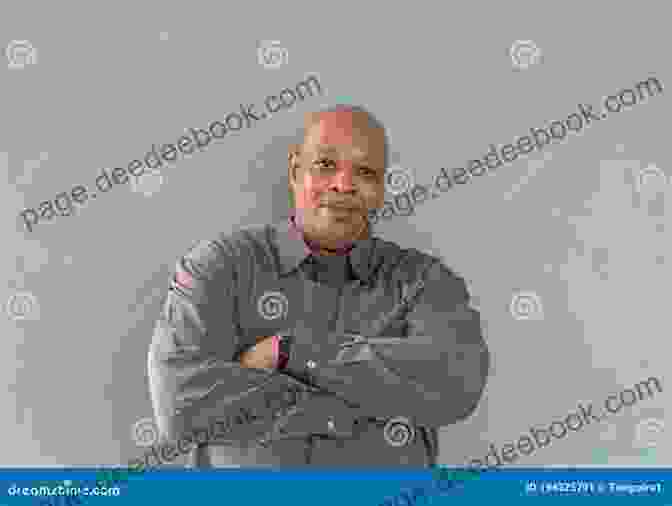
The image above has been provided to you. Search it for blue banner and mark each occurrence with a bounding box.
[2,468,670,506]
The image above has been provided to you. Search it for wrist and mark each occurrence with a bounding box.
[274,334,292,370]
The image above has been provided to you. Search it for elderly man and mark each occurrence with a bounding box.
[148,105,490,467]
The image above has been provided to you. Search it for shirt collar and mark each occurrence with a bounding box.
[272,216,377,283]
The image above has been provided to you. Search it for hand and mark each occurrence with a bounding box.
[239,336,277,370]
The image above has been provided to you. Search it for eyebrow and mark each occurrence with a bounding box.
[312,145,373,162]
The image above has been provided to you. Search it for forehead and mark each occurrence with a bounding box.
[303,111,385,157]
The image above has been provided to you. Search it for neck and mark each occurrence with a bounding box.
[290,213,371,255]
[305,228,370,256]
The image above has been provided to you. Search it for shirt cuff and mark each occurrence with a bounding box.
[274,334,291,371]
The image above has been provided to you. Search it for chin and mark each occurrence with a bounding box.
[327,221,367,240]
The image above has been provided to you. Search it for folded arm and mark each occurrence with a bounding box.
[147,239,352,445]
[285,260,490,428]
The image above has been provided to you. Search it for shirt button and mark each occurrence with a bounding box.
[306,360,317,369]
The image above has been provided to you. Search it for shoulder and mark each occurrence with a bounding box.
[371,237,440,281]
[371,237,466,291]
[180,223,273,278]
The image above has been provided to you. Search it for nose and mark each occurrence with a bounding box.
[329,163,356,193]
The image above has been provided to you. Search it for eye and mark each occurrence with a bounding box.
[314,158,334,168]
[360,167,378,178]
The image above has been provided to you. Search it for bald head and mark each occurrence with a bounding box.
[300,105,389,166]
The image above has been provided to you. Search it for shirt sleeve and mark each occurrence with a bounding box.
[294,259,490,428]
[147,239,352,444]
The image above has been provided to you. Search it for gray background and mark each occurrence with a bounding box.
[1,0,669,467]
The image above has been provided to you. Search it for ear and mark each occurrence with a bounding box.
[288,143,301,186]
[288,144,301,208]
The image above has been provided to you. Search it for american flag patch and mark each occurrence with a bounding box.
[174,269,194,290]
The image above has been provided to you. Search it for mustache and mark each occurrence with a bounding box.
[320,197,362,209]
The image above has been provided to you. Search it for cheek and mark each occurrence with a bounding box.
[295,174,328,209]
[360,184,385,207]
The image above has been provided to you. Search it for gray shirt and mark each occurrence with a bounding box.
[148,218,490,467]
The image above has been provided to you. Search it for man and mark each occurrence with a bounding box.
[148,105,490,467]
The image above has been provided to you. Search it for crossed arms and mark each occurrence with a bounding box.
[148,239,490,445]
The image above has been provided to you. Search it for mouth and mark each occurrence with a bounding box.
[326,205,355,211]
[321,202,360,211]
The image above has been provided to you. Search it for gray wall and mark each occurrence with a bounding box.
[1,0,669,467]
